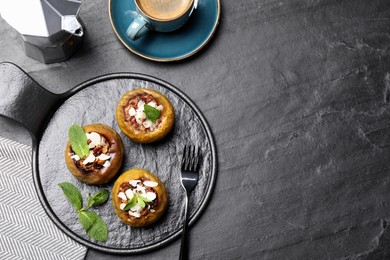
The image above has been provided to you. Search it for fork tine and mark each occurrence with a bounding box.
[181,145,201,172]
[191,146,197,172]
[188,145,194,171]
[181,145,187,170]
[185,145,192,171]
[194,146,199,172]
[187,145,192,171]
[190,146,195,171]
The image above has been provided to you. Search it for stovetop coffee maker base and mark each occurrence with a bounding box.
[23,33,84,64]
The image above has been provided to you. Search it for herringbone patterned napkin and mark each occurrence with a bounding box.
[0,137,87,260]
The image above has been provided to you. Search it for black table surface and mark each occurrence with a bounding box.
[1,0,390,259]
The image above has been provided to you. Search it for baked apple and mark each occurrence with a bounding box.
[116,88,175,143]
[65,124,124,185]
[112,168,168,227]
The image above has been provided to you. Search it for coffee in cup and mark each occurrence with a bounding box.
[137,0,193,21]
[126,0,195,41]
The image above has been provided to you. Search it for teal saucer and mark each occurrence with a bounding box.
[109,0,220,62]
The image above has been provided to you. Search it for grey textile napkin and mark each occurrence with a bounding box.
[0,137,87,260]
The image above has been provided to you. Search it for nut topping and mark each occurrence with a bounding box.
[123,93,163,133]
[70,132,112,173]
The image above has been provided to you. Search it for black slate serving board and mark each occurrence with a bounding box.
[0,62,217,254]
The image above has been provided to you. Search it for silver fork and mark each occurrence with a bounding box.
[179,145,200,260]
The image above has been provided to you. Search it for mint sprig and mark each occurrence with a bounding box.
[87,189,110,207]
[58,182,83,211]
[137,195,146,208]
[58,182,109,242]
[139,194,152,203]
[122,193,152,211]
[123,194,138,211]
[144,104,161,123]
[68,124,90,158]
[78,211,108,242]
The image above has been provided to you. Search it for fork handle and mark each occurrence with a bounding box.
[179,194,190,260]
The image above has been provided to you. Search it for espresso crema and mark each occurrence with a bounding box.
[136,0,193,21]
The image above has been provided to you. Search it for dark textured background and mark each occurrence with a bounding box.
[1,0,390,259]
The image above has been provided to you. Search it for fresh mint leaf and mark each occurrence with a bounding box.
[139,195,152,203]
[87,193,94,207]
[144,104,161,124]
[68,124,90,158]
[78,211,108,242]
[122,193,151,211]
[123,194,137,211]
[89,189,109,207]
[137,195,146,208]
[58,182,83,211]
